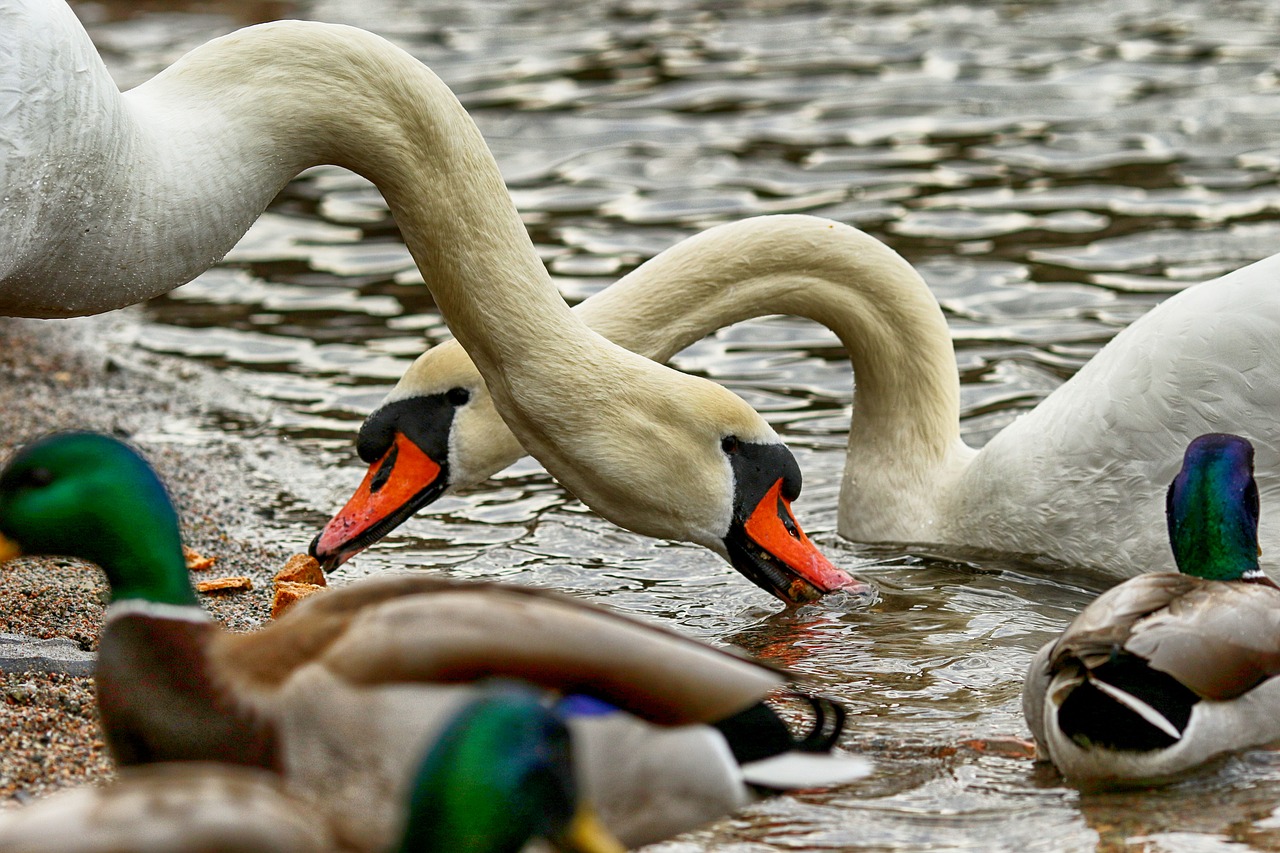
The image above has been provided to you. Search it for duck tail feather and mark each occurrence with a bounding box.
[1087,673,1183,740]
[787,692,847,753]
[711,691,850,765]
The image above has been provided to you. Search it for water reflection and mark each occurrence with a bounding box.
[64,0,1280,849]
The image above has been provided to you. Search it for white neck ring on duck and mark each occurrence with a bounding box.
[104,599,212,625]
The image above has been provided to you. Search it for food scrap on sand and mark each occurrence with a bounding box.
[194,576,252,594]
[271,554,327,618]
[182,546,216,571]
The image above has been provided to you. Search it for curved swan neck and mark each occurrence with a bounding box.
[577,216,964,461]
[188,23,584,397]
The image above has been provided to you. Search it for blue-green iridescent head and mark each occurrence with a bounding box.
[0,433,196,606]
[1166,433,1263,582]
[397,685,622,853]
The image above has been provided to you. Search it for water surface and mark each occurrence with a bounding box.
[70,0,1280,848]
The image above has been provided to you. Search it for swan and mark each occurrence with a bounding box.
[314,214,1280,579]
[0,433,872,850]
[0,0,859,603]
[1023,434,1280,785]
[0,687,625,852]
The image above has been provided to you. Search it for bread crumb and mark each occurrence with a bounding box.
[272,581,326,619]
[195,576,252,594]
[273,554,326,587]
[183,546,217,572]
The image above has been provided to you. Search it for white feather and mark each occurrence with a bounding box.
[740,751,874,789]
[1085,675,1183,741]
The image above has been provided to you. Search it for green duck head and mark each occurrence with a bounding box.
[1166,433,1270,583]
[399,685,623,853]
[0,432,197,606]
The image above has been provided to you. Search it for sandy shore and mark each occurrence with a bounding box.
[0,312,310,803]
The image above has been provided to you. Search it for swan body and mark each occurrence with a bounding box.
[1,0,291,315]
[2,0,857,602]
[1024,434,1280,785]
[0,434,871,851]
[0,688,625,853]
[316,214,1280,579]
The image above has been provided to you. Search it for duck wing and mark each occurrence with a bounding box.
[1048,573,1198,671]
[1124,581,1280,700]
[0,764,330,853]
[216,575,787,725]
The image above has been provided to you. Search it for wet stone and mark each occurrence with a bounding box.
[0,634,95,677]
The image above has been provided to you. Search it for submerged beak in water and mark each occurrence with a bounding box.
[724,478,866,604]
[310,431,448,570]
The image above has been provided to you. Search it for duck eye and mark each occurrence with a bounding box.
[721,435,740,455]
[446,387,471,407]
[23,468,53,489]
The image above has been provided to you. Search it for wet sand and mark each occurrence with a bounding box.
[0,311,304,803]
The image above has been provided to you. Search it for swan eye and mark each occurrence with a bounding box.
[721,435,740,455]
[446,387,471,407]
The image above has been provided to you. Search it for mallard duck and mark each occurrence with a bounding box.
[0,433,871,851]
[3,0,859,604]
[0,685,624,852]
[313,214,1280,581]
[1022,433,1280,785]
[393,685,622,853]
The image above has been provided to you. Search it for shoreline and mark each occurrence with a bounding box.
[0,311,315,802]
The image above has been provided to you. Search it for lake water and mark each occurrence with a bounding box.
[68,0,1280,849]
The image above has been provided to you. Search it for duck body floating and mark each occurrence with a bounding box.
[0,433,871,851]
[0,686,626,853]
[1023,433,1280,785]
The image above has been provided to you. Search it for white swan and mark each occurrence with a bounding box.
[0,0,860,603]
[314,214,1280,580]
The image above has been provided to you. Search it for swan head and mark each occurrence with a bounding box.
[311,344,864,604]
[309,343,524,570]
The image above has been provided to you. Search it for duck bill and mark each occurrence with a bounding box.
[560,806,626,853]
[309,432,447,571]
[0,532,21,564]
[724,479,866,604]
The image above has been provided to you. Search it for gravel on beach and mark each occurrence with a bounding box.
[0,312,312,803]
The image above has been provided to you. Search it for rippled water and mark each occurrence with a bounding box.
[69,0,1280,849]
